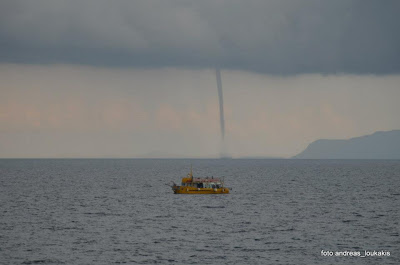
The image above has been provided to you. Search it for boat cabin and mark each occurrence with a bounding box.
[181,177,223,189]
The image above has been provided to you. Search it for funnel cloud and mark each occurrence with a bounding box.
[216,68,225,141]
[216,68,230,158]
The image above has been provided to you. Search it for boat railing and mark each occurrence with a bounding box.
[192,178,222,183]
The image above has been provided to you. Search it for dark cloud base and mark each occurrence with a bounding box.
[0,0,399,75]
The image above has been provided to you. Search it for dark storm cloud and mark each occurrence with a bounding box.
[0,0,399,74]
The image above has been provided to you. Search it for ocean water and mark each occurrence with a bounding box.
[1,159,399,265]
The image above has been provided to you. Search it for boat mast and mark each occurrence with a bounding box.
[190,164,193,181]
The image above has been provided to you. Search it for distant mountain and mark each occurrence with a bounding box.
[293,130,400,159]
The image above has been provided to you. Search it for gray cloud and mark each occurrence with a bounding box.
[0,0,399,74]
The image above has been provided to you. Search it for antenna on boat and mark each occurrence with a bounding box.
[190,164,193,180]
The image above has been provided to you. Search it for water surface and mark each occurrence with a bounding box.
[1,159,399,264]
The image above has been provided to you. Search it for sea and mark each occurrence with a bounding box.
[1,159,399,265]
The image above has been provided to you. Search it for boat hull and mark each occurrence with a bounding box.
[173,186,229,194]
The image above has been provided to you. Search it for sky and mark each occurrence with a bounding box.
[0,0,399,158]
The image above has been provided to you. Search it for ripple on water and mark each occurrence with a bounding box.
[0,159,399,265]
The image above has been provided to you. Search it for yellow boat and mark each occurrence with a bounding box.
[171,166,230,194]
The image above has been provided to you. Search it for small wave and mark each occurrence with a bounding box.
[342,219,356,223]
[46,226,83,231]
[22,259,63,264]
[84,212,107,216]
[83,212,123,216]
[372,214,386,218]
[352,212,363,217]
[154,215,172,218]
[202,206,225,209]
